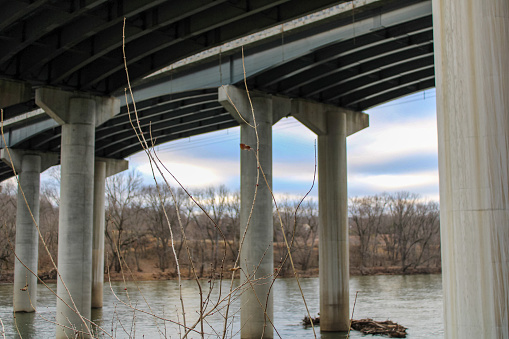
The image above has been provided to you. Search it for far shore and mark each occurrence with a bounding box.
[0,266,441,285]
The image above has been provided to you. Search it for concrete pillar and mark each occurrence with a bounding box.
[433,1,509,338]
[237,96,273,339]
[1,149,58,312]
[36,88,119,338]
[92,158,128,308]
[0,79,31,108]
[92,161,106,310]
[292,99,368,332]
[219,86,290,339]
[318,112,349,331]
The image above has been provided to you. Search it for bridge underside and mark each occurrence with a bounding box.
[0,0,433,181]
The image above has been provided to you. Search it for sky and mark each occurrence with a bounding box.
[128,88,439,201]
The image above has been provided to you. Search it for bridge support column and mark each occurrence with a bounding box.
[36,88,119,338]
[0,79,31,108]
[0,149,58,312]
[92,158,128,308]
[293,100,368,332]
[219,86,290,339]
[433,1,509,338]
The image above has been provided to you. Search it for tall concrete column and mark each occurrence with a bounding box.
[92,158,128,308]
[36,88,119,338]
[433,1,509,338]
[238,96,273,339]
[92,161,106,310]
[318,112,349,331]
[13,155,40,313]
[1,149,58,312]
[219,86,290,339]
[293,99,368,332]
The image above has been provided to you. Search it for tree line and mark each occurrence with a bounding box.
[0,170,441,281]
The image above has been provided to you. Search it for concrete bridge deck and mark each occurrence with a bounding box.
[0,0,432,181]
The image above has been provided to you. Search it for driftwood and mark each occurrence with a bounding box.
[351,318,407,338]
[302,315,319,326]
[302,316,407,338]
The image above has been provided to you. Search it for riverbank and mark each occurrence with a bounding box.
[0,265,441,284]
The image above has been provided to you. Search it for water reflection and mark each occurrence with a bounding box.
[319,331,349,339]
[12,312,35,338]
[0,275,443,338]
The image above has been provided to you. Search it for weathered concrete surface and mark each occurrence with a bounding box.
[317,112,349,332]
[36,87,118,127]
[57,97,96,338]
[291,99,369,136]
[1,149,58,312]
[293,101,367,332]
[92,161,106,310]
[35,87,119,338]
[220,86,368,335]
[433,0,509,338]
[13,154,41,313]
[219,85,291,339]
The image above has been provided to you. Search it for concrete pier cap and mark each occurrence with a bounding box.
[291,98,369,136]
[35,87,119,126]
[1,148,59,174]
[218,85,291,125]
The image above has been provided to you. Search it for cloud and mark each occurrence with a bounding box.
[347,168,439,201]
[351,170,439,190]
[348,117,438,167]
[349,153,438,175]
[131,151,239,188]
[126,90,440,200]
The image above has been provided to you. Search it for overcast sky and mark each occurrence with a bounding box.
[128,88,439,201]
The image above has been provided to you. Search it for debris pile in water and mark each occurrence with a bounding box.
[350,318,407,338]
[301,315,319,326]
[302,316,407,338]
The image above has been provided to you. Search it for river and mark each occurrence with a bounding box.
[0,274,443,338]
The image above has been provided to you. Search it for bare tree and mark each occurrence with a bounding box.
[273,198,297,275]
[169,187,193,275]
[349,194,388,267]
[385,192,441,272]
[412,201,441,268]
[142,184,189,273]
[0,182,16,273]
[192,185,229,272]
[294,199,319,271]
[224,190,240,258]
[38,190,59,269]
[105,170,143,273]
